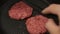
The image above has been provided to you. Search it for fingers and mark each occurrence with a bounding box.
[42,4,60,15]
[42,4,60,26]
[41,4,54,14]
[41,4,60,34]
[45,19,59,34]
[41,5,50,14]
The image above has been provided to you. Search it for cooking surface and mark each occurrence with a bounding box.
[1,0,59,34]
[1,0,29,34]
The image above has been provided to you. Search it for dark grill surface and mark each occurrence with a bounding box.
[1,0,59,34]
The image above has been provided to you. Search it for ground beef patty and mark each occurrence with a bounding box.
[9,1,33,20]
[26,15,48,34]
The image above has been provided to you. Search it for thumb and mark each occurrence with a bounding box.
[45,19,59,34]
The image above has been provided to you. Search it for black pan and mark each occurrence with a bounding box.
[1,0,59,34]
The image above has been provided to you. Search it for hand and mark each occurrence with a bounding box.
[45,19,59,34]
[42,4,60,34]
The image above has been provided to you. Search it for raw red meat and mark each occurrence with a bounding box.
[9,1,33,20]
[26,15,48,34]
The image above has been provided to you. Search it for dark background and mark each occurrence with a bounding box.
[0,0,60,6]
[0,0,60,34]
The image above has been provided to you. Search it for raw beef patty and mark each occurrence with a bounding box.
[26,15,48,34]
[9,1,33,20]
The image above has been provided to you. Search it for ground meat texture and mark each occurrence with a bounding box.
[26,15,48,34]
[9,1,33,20]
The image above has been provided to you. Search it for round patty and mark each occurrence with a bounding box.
[9,1,33,20]
[26,15,48,34]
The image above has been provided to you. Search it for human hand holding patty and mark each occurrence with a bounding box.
[42,4,60,34]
